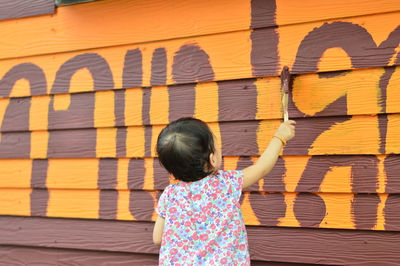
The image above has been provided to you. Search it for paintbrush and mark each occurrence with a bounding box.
[280,66,291,122]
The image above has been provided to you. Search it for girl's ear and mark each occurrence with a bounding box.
[209,152,216,168]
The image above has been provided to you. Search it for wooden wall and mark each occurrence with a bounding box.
[1,0,400,264]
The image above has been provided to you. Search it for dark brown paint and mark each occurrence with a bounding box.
[98,159,118,219]
[116,127,127,158]
[122,49,143,89]
[168,83,196,122]
[47,129,97,158]
[3,216,400,265]
[249,192,286,226]
[351,193,380,230]
[384,154,400,193]
[169,44,214,122]
[114,89,126,127]
[30,189,48,216]
[220,121,259,156]
[293,193,326,227]
[292,23,400,74]
[383,194,400,231]
[151,48,167,86]
[250,0,276,29]
[128,158,145,189]
[218,79,258,122]
[0,0,54,21]
[129,191,155,221]
[153,158,170,189]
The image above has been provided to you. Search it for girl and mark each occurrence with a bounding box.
[153,117,296,265]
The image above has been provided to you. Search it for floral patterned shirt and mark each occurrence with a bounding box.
[156,170,249,265]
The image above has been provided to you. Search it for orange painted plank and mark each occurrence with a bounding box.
[1,0,400,60]
[2,155,394,194]
[0,0,252,60]
[276,0,400,26]
[6,188,391,231]
[1,11,400,99]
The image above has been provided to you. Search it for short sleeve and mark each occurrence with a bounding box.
[222,170,243,201]
[156,186,170,218]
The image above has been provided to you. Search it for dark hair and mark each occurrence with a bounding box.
[156,117,215,182]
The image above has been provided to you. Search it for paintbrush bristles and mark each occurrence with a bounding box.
[280,66,291,94]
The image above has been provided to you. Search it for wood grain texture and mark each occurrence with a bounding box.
[0,0,400,60]
[2,10,400,98]
[1,216,400,265]
[0,0,252,60]
[2,65,399,132]
[0,246,309,266]
[2,154,397,194]
[0,0,54,21]
[0,246,160,266]
[0,114,397,158]
[2,188,391,231]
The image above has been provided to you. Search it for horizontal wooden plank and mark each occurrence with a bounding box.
[9,114,400,159]
[0,114,399,158]
[3,155,398,194]
[5,188,397,231]
[0,245,160,266]
[275,0,400,27]
[2,11,400,97]
[0,0,54,21]
[1,65,400,134]
[1,0,400,60]
[0,246,306,266]
[1,216,399,265]
[0,0,253,60]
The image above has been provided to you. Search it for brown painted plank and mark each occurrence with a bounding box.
[1,216,399,265]
[0,246,326,266]
[0,245,159,265]
[5,187,392,231]
[2,155,396,194]
[0,0,54,21]
[1,114,399,159]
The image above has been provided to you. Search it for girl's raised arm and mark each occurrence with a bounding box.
[242,120,296,189]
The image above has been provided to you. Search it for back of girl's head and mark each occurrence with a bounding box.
[156,117,215,182]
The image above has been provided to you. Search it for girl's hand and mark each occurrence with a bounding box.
[275,120,296,142]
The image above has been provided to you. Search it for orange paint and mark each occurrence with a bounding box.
[309,115,380,155]
[278,192,300,227]
[126,126,145,157]
[256,120,281,155]
[47,159,99,189]
[0,160,32,188]
[375,193,388,230]
[125,88,143,126]
[385,114,400,154]
[95,90,115,128]
[319,193,355,229]
[386,66,400,113]
[116,158,130,190]
[30,95,50,131]
[320,166,352,193]
[150,86,169,125]
[117,190,135,221]
[241,192,260,226]
[143,158,154,190]
[255,77,282,120]
[96,127,117,158]
[0,0,252,60]
[30,131,49,159]
[194,82,219,122]
[276,0,400,26]
[0,188,31,216]
[47,189,99,219]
